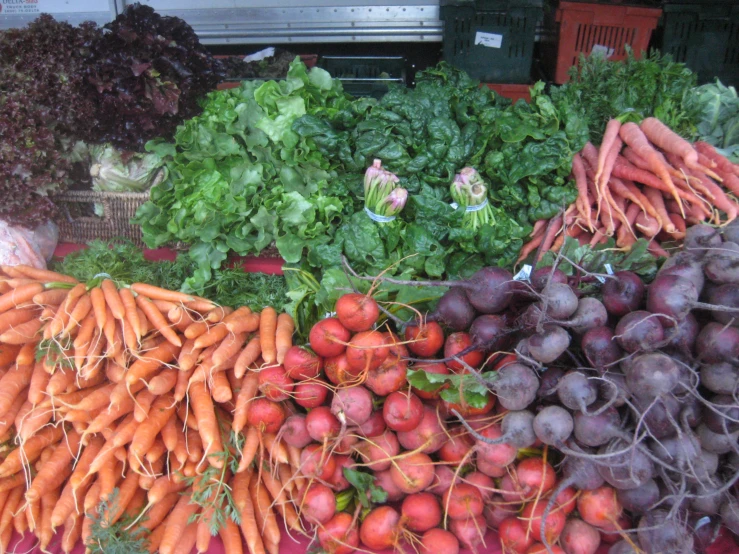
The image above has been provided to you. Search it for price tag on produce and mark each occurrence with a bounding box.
[591,44,615,58]
[475,32,503,49]
[513,264,532,282]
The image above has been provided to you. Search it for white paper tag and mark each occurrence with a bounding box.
[591,44,615,58]
[244,47,275,63]
[475,32,503,49]
[595,275,606,284]
[513,265,533,282]
[604,264,614,275]
[323,311,337,318]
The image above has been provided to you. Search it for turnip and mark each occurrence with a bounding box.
[695,322,739,364]
[614,311,664,352]
[389,452,435,494]
[345,330,389,373]
[616,479,659,514]
[444,332,484,372]
[449,514,487,552]
[708,283,739,326]
[499,517,535,554]
[602,271,645,317]
[373,469,404,502]
[443,482,484,520]
[300,482,336,524]
[637,510,695,553]
[317,512,360,554]
[531,266,568,291]
[355,430,399,472]
[293,381,328,409]
[492,363,539,410]
[258,365,294,402]
[246,398,286,434]
[419,528,459,554]
[400,492,441,532]
[300,444,335,481]
[309,317,351,358]
[405,320,445,357]
[383,390,423,432]
[335,292,379,332]
[397,404,447,454]
[356,409,386,437]
[283,345,323,381]
[279,414,312,448]
[527,324,571,363]
[331,385,373,427]
[560,518,601,554]
[359,506,400,551]
[410,362,450,400]
[533,405,573,446]
[522,501,566,544]
[305,406,341,442]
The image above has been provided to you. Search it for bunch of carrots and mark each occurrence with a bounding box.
[0,263,302,554]
[518,117,739,262]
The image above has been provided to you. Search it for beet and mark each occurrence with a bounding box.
[602,271,645,317]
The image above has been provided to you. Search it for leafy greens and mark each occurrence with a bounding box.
[689,80,739,163]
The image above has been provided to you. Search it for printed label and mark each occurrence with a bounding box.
[604,264,614,275]
[0,0,103,15]
[591,44,616,58]
[513,265,533,282]
[475,31,503,49]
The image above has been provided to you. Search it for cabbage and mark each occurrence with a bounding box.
[691,80,739,163]
[90,144,167,194]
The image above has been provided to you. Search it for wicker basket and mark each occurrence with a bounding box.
[53,190,150,247]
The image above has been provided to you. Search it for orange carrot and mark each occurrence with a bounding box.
[0,318,43,344]
[0,344,21,367]
[177,338,202,372]
[262,433,289,465]
[232,372,259,433]
[148,367,178,395]
[240,490,266,554]
[125,339,180,386]
[46,366,75,397]
[12,265,77,284]
[261,470,300,530]
[238,426,260,473]
[61,513,83,554]
[205,306,233,323]
[88,286,107,331]
[695,141,739,177]
[212,331,247,368]
[62,292,92,336]
[130,283,195,304]
[26,430,81,502]
[0,306,39,335]
[172,523,198,554]
[640,117,713,177]
[136,295,182,347]
[250,475,281,546]
[196,507,215,553]
[193,323,229,350]
[17,402,53,442]
[174,366,195,403]
[0,393,27,441]
[210,370,233,403]
[219,516,244,554]
[100,279,124,320]
[184,320,209,340]
[159,493,200,554]
[134,389,157,423]
[258,309,277,366]
[595,119,622,187]
[28,360,51,405]
[0,425,64,478]
[0,282,45,314]
[85,396,136,436]
[647,241,671,258]
[232,468,252,513]
[234,335,261,379]
[689,169,739,223]
[105,470,141,525]
[643,186,676,234]
[227,312,261,335]
[0,486,25,535]
[189,381,224,468]
[185,299,218,314]
[73,314,98,370]
[119,287,141,340]
[635,211,662,237]
[617,202,642,249]
[130,393,177,460]
[516,232,545,265]
[223,306,251,328]
[0,362,34,419]
[571,153,593,231]
[0,473,26,494]
[13,502,28,535]
[275,313,294,365]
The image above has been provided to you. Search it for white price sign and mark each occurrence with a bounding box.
[0,0,104,15]
[475,31,503,49]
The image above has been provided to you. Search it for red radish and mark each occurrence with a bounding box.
[383,390,423,432]
[300,444,336,481]
[328,455,353,491]
[560,518,601,554]
[499,516,535,554]
[577,486,622,529]
[258,365,294,401]
[305,406,341,442]
[410,362,450,400]
[521,501,566,544]
[442,391,495,418]
[359,506,400,551]
[389,452,435,494]
[439,426,475,463]
[464,471,495,502]
[398,404,447,453]
[444,332,483,372]
[324,353,359,385]
[293,381,328,409]
[527,544,566,554]
[443,482,484,519]
[331,385,373,426]
[401,492,441,532]
[474,423,517,467]
[477,458,506,478]
[405,321,445,357]
[485,498,519,528]
[345,330,389,372]
[356,430,399,472]
[553,486,577,515]
[516,457,556,497]
[318,512,360,554]
[310,318,351,358]
[279,414,312,448]
[335,293,379,332]
[300,482,336,524]
[373,469,405,502]
[283,346,323,381]
[356,410,386,437]
[428,465,457,496]
[246,398,286,434]
[419,528,459,554]
[450,514,487,551]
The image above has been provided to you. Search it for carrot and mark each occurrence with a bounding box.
[0,282,45,314]
[193,322,230,350]
[104,470,141,525]
[12,265,78,284]
[720,170,739,197]
[159,493,200,554]
[261,470,300,530]
[17,402,54,442]
[186,299,219,314]
[635,211,662,237]
[228,311,261,336]
[640,117,717,178]
[125,339,180,386]
[232,468,252,514]
[130,283,196,305]
[205,305,233,323]
[229,370,258,433]
[145,439,168,464]
[643,186,677,234]
[516,232,545,265]
[234,335,261,379]
[275,313,294,365]
[0,473,26,494]
[147,479,187,512]
[571,153,593,231]
[597,137,623,217]
[27,360,51,405]
[619,122,684,214]
[223,306,251,328]
[130,393,177,460]
[238,426,260,473]
[85,396,136,436]
[0,344,21,367]
[196,508,215,553]
[13,502,28,535]
[136,295,182,347]
[212,330,247,368]
[73,316,98,371]
[134,389,157,423]
[0,424,65,478]
[39,486,60,550]
[61,513,83,554]
[0,318,43,344]
[689,169,739,223]
[177,338,202,373]
[62,292,92,336]
[616,202,641,248]
[99,279,124,321]
[189,381,224,468]
[250,475,281,546]
[171,522,198,554]
[648,241,671,258]
[695,141,739,177]
[219,516,244,554]
[26,430,81,502]
[0,486,24,535]
[0,362,34,419]
[117,287,141,340]
[210,370,233,403]
[262,433,289,465]
[595,119,622,188]
[0,393,26,442]
[148,367,178,396]
[184,320,209,340]
[240,490,266,554]
[0,306,39,335]
[178,402,199,431]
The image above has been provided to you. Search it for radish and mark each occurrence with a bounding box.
[389,451,435,494]
[356,410,386,437]
[300,482,336,524]
[305,406,341,442]
[300,444,335,481]
[450,514,487,551]
[345,330,389,372]
[383,390,423,432]
[359,506,400,551]
[602,271,645,317]
[331,385,373,426]
[324,353,359,386]
[419,528,459,554]
[401,492,441,532]
[443,482,484,519]
[522,500,566,544]
[439,426,475,463]
[327,455,353,491]
[355,430,399,472]
[444,332,483,372]
[279,414,312,448]
[293,380,328,409]
[405,320,445,356]
[283,345,323,381]
[560,518,601,554]
[577,486,622,529]
[246,398,286,434]
[309,317,351,357]
[335,292,379,332]
[258,365,294,402]
[499,516,535,554]
[397,404,447,454]
[410,362,450,400]
[317,512,359,554]
[373,469,405,502]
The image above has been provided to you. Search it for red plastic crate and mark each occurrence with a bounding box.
[553,1,662,84]
[484,83,532,103]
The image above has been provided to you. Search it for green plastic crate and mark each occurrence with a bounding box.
[660,2,739,86]
[440,0,544,83]
[318,56,406,99]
